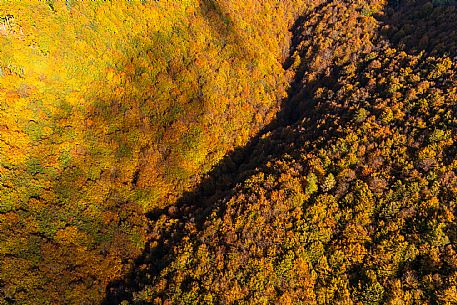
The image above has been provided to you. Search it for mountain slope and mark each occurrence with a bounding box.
[0,0,320,304]
[107,1,457,304]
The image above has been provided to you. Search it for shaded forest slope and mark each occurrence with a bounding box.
[105,0,457,304]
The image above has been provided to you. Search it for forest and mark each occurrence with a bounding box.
[0,0,456,304]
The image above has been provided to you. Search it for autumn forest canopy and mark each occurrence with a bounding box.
[0,0,456,304]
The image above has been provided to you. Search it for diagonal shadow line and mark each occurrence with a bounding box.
[101,2,338,303]
[100,1,351,303]
[101,0,457,303]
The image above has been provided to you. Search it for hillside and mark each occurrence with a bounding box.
[105,0,457,304]
[1,0,457,304]
[0,0,314,304]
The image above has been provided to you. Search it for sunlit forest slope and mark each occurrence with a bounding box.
[1,0,457,304]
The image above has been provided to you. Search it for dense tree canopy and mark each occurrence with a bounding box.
[1,0,456,304]
[105,0,457,304]
[0,0,314,304]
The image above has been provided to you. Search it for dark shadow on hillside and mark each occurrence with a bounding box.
[102,0,418,301]
[102,0,386,302]
[101,1,335,302]
[101,1,457,303]
[379,0,457,57]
